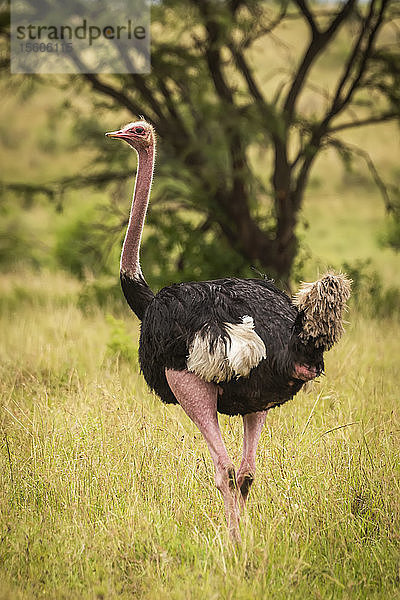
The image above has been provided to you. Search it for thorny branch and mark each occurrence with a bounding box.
[1,171,132,205]
[326,136,397,213]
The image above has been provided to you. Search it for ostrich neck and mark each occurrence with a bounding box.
[120,145,155,278]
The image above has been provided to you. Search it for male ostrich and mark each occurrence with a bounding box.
[106,120,351,540]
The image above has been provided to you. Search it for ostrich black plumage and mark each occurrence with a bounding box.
[106,120,351,540]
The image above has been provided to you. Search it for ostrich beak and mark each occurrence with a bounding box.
[105,130,126,139]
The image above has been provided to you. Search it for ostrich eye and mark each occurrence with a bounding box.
[134,126,145,135]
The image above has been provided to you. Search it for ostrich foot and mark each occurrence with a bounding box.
[216,464,241,541]
[236,410,268,510]
[237,470,255,508]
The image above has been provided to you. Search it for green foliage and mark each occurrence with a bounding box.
[0,283,47,314]
[105,314,138,364]
[0,189,60,271]
[1,2,400,288]
[342,259,400,319]
[77,277,122,312]
[379,215,400,252]
[54,208,107,279]
[142,207,253,289]
[0,272,81,316]
[0,218,37,270]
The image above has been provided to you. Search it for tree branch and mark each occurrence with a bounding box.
[326,0,388,122]
[107,38,168,126]
[328,111,398,133]
[1,170,132,203]
[293,0,319,36]
[68,50,149,121]
[228,43,265,103]
[194,0,235,104]
[81,73,146,120]
[283,0,356,125]
[326,135,395,211]
[290,1,390,206]
[240,3,288,49]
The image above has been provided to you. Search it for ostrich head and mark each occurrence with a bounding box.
[105,120,155,151]
[293,271,352,351]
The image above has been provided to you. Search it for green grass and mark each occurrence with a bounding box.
[1,272,399,599]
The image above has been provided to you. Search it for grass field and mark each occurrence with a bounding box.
[0,271,399,600]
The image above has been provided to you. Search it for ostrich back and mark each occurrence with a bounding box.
[139,277,320,415]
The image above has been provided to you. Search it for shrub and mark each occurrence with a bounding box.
[0,218,41,271]
[105,314,138,364]
[342,259,400,319]
[54,209,106,279]
[78,277,122,312]
[379,215,400,253]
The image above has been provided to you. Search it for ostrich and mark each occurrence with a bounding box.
[106,120,351,540]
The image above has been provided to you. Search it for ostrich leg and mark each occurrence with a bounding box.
[165,369,240,540]
[236,411,268,507]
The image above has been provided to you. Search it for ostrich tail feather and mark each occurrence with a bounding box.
[187,316,266,383]
[293,271,352,350]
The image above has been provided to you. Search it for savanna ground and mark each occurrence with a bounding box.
[0,269,400,600]
[1,16,400,600]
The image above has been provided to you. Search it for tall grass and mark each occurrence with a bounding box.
[1,272,399,599]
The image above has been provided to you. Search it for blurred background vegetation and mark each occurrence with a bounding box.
[0,0,399,313]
